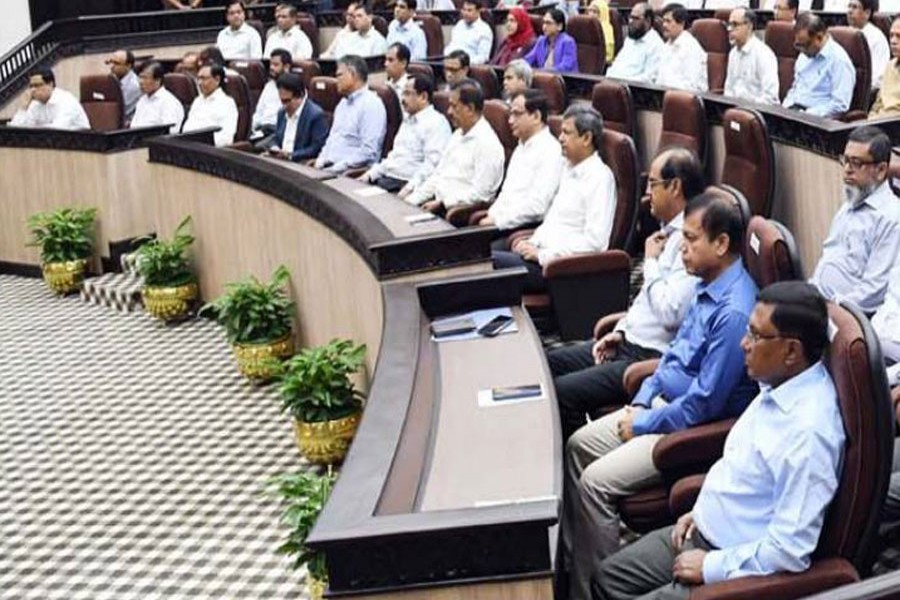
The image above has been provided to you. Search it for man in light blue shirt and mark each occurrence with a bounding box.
[810,125,900,314]
[606,3,665,82]
[782,12,856,118]
[444,0,494,64]
[314,55,387,174]
[593,281,844,600]
[387,0,427,61]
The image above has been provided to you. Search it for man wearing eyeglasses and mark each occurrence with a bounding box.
[266,73,328,162]
[723,9,779,104]
[771,0,800,24]
[810,125,900,314]
[606,3,665,83]
[847,0,889,90]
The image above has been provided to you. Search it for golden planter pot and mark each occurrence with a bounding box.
[294,411,362,465]
[42,259,88,295]
[232,335,294,380]
[307,576,326,600]
[142,282,199,321]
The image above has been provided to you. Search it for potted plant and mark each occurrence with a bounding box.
[26,207,97,294]
[134,216,198,321]
[201,265,296,380]
[279,339,366,465]
[268,469,335,600]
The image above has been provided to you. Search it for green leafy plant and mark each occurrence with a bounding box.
[134,216,194,286]
[279,339,366,423]
[201,265,295,344]
[26,207,97,263]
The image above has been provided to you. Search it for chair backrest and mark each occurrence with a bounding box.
[872,12,892,41]
[469,64,501,100]
[602,129,640,251]
[707,183,752,232]
[659,90,707,163]
[370,82,403,157]
[229,60,267,107]
[721,107,775,218]
[372,15,389,37]
[712,7,732,22]
[407,62,435,82]
[482,99,516,166]
[568,15,607,75]
[433,89,451,121]
[414,14,443,57]
[890,146,900,196]
[764,20,798,101]
[530,14,544,40]
[532,71,567,115]
[79,74,124,131]
[743,216,803,288]
[690,18,729,93]
[292,59,322,90]
[163,72,198,113]
[308,76,340,120]
[224,74,252,142]
[609,7,625,56]
[829,26,871,113]
[247,19,266,41]
[298,16,320,57]
[591,80,635,138]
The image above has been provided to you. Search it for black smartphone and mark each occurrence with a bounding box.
[492,384,543,402]
[477,314,514,337]
[431,317,477,338]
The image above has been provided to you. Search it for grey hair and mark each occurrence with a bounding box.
[504,59,533,88]
[563,104,604,152]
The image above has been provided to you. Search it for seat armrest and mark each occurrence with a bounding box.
[594,311,627,340]
[229,141,255,152]
[342,166,367,179]
[840,109,868,122]
[669,474,705,518]
[543,249,630,279]
[446,201,491,228]
[468,208,490,226]
[623,358,660,397]
[652,418,737,472]
[689,558,858,600]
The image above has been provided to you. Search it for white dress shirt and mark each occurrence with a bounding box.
[419,0,455,8]
[407,116,505,207]
[823,0,848,9]
[880,0,900,11]
[130,86,185,133]
[655,30,709,92]
[264,25,314,60]
[183,87,239,146]
[216,22,263,60]
[120,70,141,120]
[281,97,306,153]
[387,72,409,101]
[488,127,563,230]
[323,26,353,58]
[606,29,665,83]
[527,152,618,265]
[724,35,780,104]
[10,88,90,130]
[252,79,281,130]
[445,19,494,65]
[862,22,890,89]
[873,264,900,366]
[367,104,452,190]
[331,28,388,58]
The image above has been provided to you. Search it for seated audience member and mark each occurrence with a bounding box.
[420,0,455,8]
[524,9,579,73]
[587,0,616,64]
[216,1,263,60]
[654,3,708,92]
[443,50,471,87]
[502,59,533,100]
[724,8,779,103]
[334,4,389,58]
[267,73,329,162]
[360,73,452,194]
[491,106,616,293]
[264,3,313,60]
[314,55,387,174]
[11,67,89,130]
[480,90,563,233]
[177,51,200,77]
[562,192,758,600]
[547,147,704,441]
[606,3,664,82]
[385,43,411,101]
[593,282,843,600]
[810,125,900,313]
[871,17,900,117]
[321,3,358,58]
[406,79,505,211]
[873,269,900,385]
[252,48,292,140]
[106,49,141,121]
[199,46,240,77]
[773,0,800,22]
[130,62,185,134]
[782,12,855,118]
[848,0,889,89]
[387,0,427,61]
[491,7,537,66]
[183,64,239,147]
[444,0,494,65]
[163,0,202,7]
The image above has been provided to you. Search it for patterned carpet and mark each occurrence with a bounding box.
[0,275,310,599]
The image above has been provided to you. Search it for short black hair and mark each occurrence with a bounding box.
[409,72,435,102]
[661,3,688,24]
[451,78,485,112]
[637,3,655,21]
[563,104,604,153]
[795,11,827,35]
[276,72,306,97]
[116,49,135,67]
[354,2,370,13]
[140,61,165,82]
[547,8,567,30]
[226,1,246,11]
[270,48,293,65]
[388,42,411,65]
[275,3,298,16]
[462,0,483,9]
[684,191,745,255]
[858,0,878,15]
[757,281,829,363]
[31,66,56,85]
[338,54,369,82]
[206,63,227,86]
[658,147,706,200]
[736,7,757,28]
[512,89,549,124]
[848,124,891,164]
[200,45,226,67]
[447,49,471,69]
[787,0,799,10]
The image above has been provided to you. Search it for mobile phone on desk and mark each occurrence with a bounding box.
[430,317,477,338]
[492,384,543,402]
[477,314,514,337]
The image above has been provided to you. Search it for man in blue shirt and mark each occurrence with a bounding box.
[387,0,427,61]
[593,281,844,600]
[561,192,758,600]
[782,12,856,118]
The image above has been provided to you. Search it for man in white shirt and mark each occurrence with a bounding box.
[772,0,800,23]
[444,0,494,65]
[328,4,388,58]
[252,48,292,141]
[130,62,185,134]
[10,67,89,130]
[183,64,239,146]
[321,2,358,59]
[607,3,665,83]
[216,1,263,60]
[479,90,562,233]
[406,79,505,211]
[360,73,452,194]
[106,49,141,121]
[492,105,618,293]
[848,0,890,89]
[385,43,411,102]
[654,3,709,92]
[724,8,780,104]
[502,59,533,100]
[387,0,428,61]
[264,3,313,60]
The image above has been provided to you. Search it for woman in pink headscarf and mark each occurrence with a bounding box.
[490,7,536,66]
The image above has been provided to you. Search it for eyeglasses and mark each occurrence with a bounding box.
[509,108,528,118]
[726,20,748,30]
[743,326,788,344]
[838,154,879,170]
[647,177,672,189]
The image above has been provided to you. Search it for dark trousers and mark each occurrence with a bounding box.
[373,175,407,193]
[492,250,546,293]
[548,340,661,441]
[882,438,900,537]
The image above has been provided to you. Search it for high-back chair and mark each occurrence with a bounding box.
[229,60,266,107]
[591,80,636,138]
[308,76,340,123]
[292,59,321,90]
[659,90,707,163]
[690,18,730,93]
[414,14,444,57]
[829,25,872,115]
[370,82,403,157]
[568,14,607,75]
[223,73,252,142]
[80,74,124,131]
[765,20,799,101]
[163,72,198,116]
[407,62,435,82]
[297,15,320,57]
[469,64,501,100]
[532,71,567,115]
[720,107,776,217]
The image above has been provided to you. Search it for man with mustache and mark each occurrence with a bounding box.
[606,2,664,82]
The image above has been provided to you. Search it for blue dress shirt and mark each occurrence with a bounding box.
[782,37,856,118]
[387,19,428,61]
[523,33,579,73]
[315,86,387,172]
[631,258,759,435]
[693,361,845,583]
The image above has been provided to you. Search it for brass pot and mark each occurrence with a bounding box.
[294,411,361,465]
[307,576,326,600]
[233,335,294,380]
[42,259,88,295]
[142,282,198,321]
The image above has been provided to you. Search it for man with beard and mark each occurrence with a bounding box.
[723,8,779,104]
[810,125,900,314]
[251,48,292,145]
[606,3,664,83]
